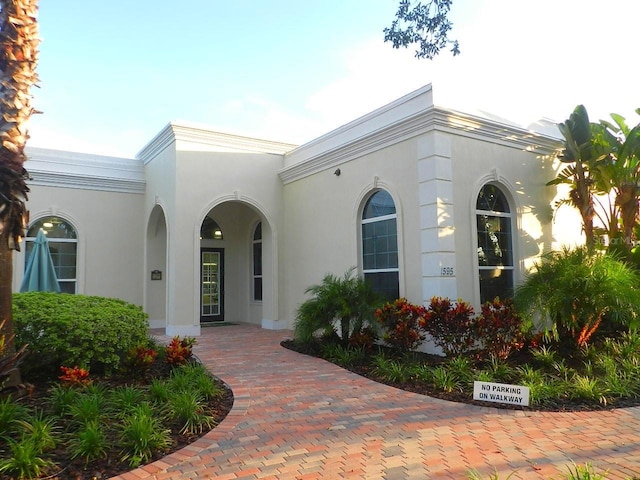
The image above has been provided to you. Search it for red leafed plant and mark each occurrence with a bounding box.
[348,326,378,351]
[59,365,91,387]
[375,298,427,352]
[421,297,476,357]
[165,336,196,366]
[126,345,158,374]
[474,297,525,360]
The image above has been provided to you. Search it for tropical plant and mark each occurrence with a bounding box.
[118,405,171,468]
[16,409,58,452]
[165,336,196,366]
[294,268,381,346]
[429,365,462,393]
[563,462,608,480]
[0,319,28,391]
[58,365,91,387]
[375,298,427,352]
[591,111,640,253]
[168,390,215,435]
[421,296,476,356]
[474,298,525,360]
[0,395,28,436]
[0,0,40,388]
[68,420,110,464]
[514,247,640,348]
[549,105,608,251]
[0,437,56,480]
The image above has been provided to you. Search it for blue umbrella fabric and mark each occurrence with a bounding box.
[20,229,61,293]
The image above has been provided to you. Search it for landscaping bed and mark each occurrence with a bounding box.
[281,338,640,413]
[3,358,233,480]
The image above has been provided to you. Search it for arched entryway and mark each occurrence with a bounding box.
[145,205,168,329]
[197,200,276,327]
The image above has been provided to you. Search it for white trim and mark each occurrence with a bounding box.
[279,104,561,184]
[138,122,296,165]
[25,147,145,194]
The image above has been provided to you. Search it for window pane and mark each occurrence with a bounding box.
[253,222,262,241]
[479,269,514,304]
[476,184,510,213]
[364,272,399,302]
[253,242,262,276]
[476,215,513,267]
[49,242,77,279]
[254,278,263,301]
[27,217,76,239]
[362,218,398,270]
[363,190,396,219]
[200,217,223,240]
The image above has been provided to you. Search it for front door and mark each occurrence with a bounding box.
[201,248,224,323]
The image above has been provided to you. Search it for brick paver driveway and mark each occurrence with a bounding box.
[112,323,640,479]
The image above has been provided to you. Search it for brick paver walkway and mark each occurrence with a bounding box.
[112,324,640,480]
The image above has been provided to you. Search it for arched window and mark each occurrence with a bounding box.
[361,190,399,300]
[252,222,262,301]
[26,217,78,294]
[200,217,223,240]
[476,184,514,303]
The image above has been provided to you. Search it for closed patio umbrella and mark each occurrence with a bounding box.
[20,229,61,293]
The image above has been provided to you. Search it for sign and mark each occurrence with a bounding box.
[151,270,162,281]
[473,381,530,406]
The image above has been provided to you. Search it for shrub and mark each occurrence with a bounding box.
[375,298,427,352]
[348,326,377,351]
[124,344,158,376]
[474,298,526,360]
[165,336,196,366]
[13,292,149,378]
[294,268,381,346]
[514,247,640,348]
[421,297,476,357]
[59,366,91,388]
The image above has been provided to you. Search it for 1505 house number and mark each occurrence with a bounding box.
[440,267,454,276]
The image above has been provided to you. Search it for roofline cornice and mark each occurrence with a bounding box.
[278,107,562,184]
[137,122,297,164]
[25,146,145,194]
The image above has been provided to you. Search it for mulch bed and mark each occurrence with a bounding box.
[10,361,234,480]
[280,339,640,413]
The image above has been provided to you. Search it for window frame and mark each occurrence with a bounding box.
[360,189,400,301]
[252,222,263,302]
[475,183,515,304]
[24,216,78,294]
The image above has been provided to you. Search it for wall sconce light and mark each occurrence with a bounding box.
[334,168,341,176]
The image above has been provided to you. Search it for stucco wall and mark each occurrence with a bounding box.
[15,185,145,305]
[448,134,557,305]
[166,149,284,331]
[281,136,423,328]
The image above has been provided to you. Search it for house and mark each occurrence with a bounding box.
[13,84,578,340]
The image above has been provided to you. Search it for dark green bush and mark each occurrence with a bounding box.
[13,293,149,378]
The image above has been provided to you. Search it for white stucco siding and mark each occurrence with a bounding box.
[281,137,423,327]
[169,150,284,329]
[448,134,557,305]
[16,185,144,305]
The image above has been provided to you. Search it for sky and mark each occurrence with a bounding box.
[26,0,640,158]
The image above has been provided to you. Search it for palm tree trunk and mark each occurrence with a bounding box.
[0,0,40,386]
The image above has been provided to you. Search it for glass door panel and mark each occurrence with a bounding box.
[201,248,224,322]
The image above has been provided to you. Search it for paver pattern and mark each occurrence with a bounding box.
[112,324,640,480]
